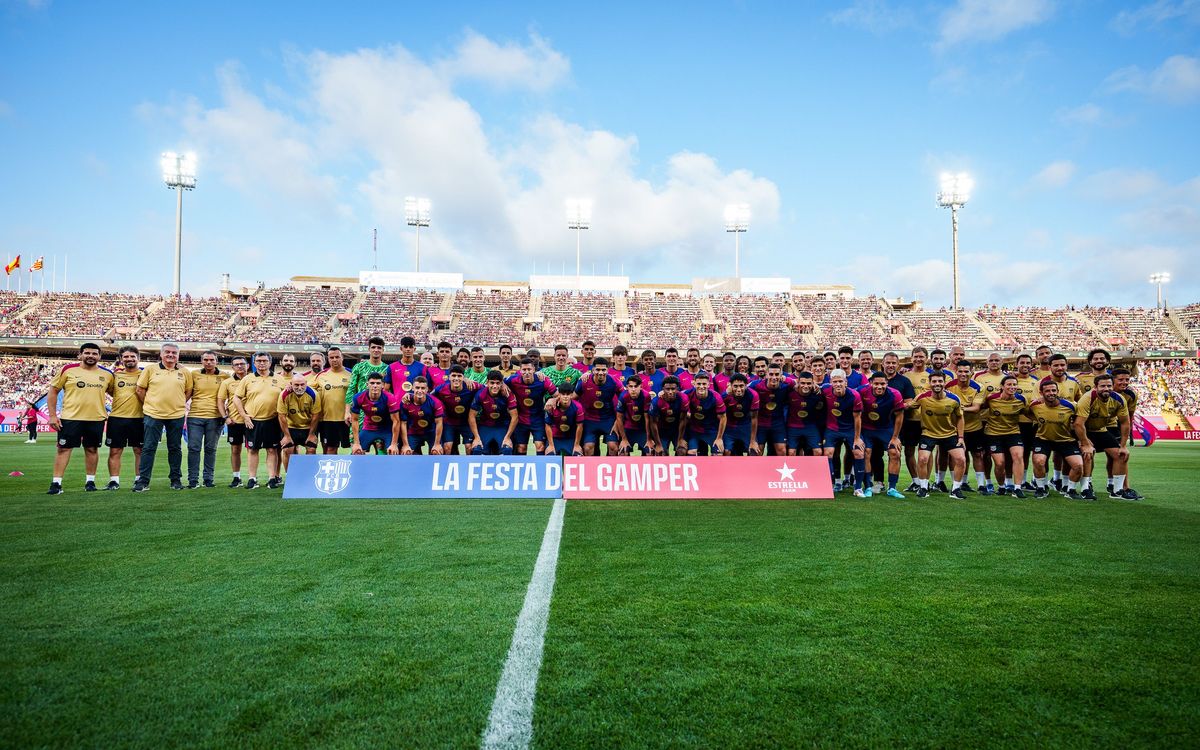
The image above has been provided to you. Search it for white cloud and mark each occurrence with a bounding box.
[1081,168,1165,201]
[439,30,570,91]
[1055,102,1105,126]
[937,0,1055,48]
[1031,160,1075,189]
[1105,54,1200,103]
[828,0,915,34]
[169,35,780,275]
[1112,0,1200,34]
[180,63,349,218]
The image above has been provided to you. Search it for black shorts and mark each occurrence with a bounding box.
[918,435,962,453]
[1032,439,1081,459]
[58,419,104,449]
[986,433,1023,454]
[318,420,352,449]
[286,427,316,449]
[227,422,245,445]
[1087,430,1120,451]
[1019,422,1037,445]
[963,429,987,455]
[105,416,144,449]
[900,420,923,446]
[246,418,282,450]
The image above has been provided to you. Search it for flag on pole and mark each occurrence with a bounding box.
[31,256,44,271]
[4,255,19,275]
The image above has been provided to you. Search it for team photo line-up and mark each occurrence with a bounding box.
[38,336,1144,501]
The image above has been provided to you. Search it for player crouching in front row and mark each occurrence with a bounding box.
[469,371,518,455]
[1028,380,1084,499]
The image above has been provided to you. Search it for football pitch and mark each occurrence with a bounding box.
[2,435,1198,748]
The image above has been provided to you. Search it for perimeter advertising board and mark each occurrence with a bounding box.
[282,455,833,500]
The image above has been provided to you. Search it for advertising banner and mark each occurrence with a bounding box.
[282,454,563,499]
[562,456,833,499]
[1155,430,1200,440]
[359,271,464,289]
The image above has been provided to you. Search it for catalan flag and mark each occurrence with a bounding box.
[4,255,19,275]
[31,256,44,271]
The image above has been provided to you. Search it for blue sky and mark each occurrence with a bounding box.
[1,0,1197,308]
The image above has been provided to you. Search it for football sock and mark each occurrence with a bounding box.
[888,472,899,490]
[1114,475,1126,491]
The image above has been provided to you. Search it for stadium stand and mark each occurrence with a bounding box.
[444,289,529,347]
[890,309,992,350]
[535,292,620,348]
[975,305,1102,350]
[0,355,59,409]
[135,295,244,341]
[627,294,704,350]
[238,287,354,344]
[1174,303,1200,343]
[795,296,897,351]
[709,294,799,350]
[1081,306,1181,350]
[4,292,155,338]
[338,288,444,345]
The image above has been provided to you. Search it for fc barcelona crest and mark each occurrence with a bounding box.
[315,459,352,495]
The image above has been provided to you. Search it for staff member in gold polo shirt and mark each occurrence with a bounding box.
[104,345,144,491]
[186,350,228,489]
[134,342,193,491]
[217,356,249,487]
[46,342,114,495]
[232,351,287,490]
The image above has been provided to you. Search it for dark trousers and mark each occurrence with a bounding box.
[139,416,185,484]
[186,417,222,483]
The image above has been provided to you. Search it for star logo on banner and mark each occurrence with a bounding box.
[776,463,796,481]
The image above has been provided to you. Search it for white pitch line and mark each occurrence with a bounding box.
[481,497,566,750]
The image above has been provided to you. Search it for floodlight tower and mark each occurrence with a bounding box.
[936,171,973,309]
[566,198,592,279]
[405,197,431,272]
[161,151,197,296]
[1149,272,1171,310]
[724,203,750,278]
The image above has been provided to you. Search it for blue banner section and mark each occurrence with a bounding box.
[282,454,563,500]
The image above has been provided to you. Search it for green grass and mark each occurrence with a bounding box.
[2,435,1199,748]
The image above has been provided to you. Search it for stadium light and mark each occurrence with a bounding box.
[724,203,751,278]
[566,198,592,278]
[161,151,197,296]
[1149,272,1171,310]
[405,196,431,273]
[936,171,972,309]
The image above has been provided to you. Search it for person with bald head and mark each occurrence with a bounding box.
[278,373,322,477]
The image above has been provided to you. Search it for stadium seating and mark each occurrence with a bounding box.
[1080,306,1181,350]
[238,287,354,344]
[535,292,619,348]
[793,296,897,352]
[338,288,445,345]
[0,355,60,409]
[135,295,244,341]
[709,294,800,350]
[890,309,992,350]
[444,290,529,348]
[1173,303,1200,343]
[627,294,704,351]
[975,306,1101,350]
[4,292,156,338]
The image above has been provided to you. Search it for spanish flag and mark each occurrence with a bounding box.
[4,255,18,275]
[31,256,44,271]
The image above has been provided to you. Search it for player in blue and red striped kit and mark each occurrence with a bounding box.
[615,374,654,455]
[505,358,555,455]
[858,373,906,497]
[822,369,865,495]
[721,373,760,456]
[574,358,624,455]
[786,371,826,457]
[752,364,793,456]
[684,372,726,455]
[468,371,518,455]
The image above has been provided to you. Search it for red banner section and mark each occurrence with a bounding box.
[1156,430,1200,440]
[562,456,834,500]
